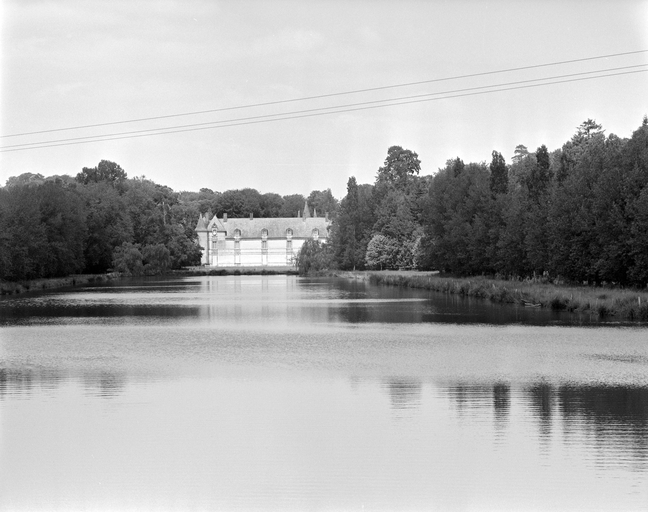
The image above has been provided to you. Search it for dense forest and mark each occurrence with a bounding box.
[325,117,648,288]
[2,117,648,288]
[0,160,337,281]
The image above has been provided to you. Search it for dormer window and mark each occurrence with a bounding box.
[286,228,293,240]
[233,229,241,240]
[312,229,319,241]
[261,228,268,240]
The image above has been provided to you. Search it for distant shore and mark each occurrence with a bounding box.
[1,267,299,296]
[337,270,648,321]
[0,273,117,296]
[6,269,648,322]
[181,266,298,276]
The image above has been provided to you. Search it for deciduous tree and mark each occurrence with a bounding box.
[76,160,127,186]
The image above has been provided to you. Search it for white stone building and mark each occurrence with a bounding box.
[195,204,330,267]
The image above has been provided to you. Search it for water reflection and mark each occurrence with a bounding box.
[527,383,555,438]
[82,371,126,398]
[382,378,422,410]
[0,367,63,398]
[0,274,624,326]
[492,382,511,428]
[2,275,648,510]
[559,385,648,464]
[436,381,648,469]
[0,367,127,400]
[444,383,494,413]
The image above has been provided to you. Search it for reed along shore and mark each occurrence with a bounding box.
[1,268,298,296]
[0,274,116,296]
[338,271,648,321]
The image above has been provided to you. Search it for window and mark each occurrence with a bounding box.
[312,229,319,241]
[234,240,241,266]
[286,240,293,263]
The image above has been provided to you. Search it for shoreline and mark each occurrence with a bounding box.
[0,267,299,296]
[336,270,648,321]
[180,266,299,277]
[0,273,118,296]
[5,269,647,321]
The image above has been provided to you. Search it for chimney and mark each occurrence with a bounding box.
[297,210,300,218]
[223,213,227,222]
[250,213,253,220]
[325,211,329,221]
[313,207,317,217]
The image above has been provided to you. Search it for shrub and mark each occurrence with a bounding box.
[297,240,334,276]
[112,242,144,275]
[142,244,171,275]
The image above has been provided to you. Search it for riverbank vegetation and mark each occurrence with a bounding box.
[323,118,648,292]
[0,160,338,282]
[4,116,648,308]
[0,273,115,296]
[341,271,648,320]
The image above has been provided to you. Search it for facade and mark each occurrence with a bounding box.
[195,205,330,267]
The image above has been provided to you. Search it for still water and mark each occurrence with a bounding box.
[1,275,647,511]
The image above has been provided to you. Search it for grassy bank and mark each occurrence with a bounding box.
[0,273,116,296]
[339,271,648,321]
[1,267,299,296]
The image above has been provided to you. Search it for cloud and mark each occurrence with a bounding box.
[251,29,325,57]
[54,81,87,97]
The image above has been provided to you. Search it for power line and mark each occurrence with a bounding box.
[5,63,645,149]
[2,68,645,153]
[3,64,647,150]
[2,49,646,139]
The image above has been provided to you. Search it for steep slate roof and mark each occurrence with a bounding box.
[195,213,209,231]
[205,216,330,239]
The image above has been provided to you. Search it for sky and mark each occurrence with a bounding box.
[1,0,647,199]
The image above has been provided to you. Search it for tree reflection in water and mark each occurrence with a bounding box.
[0,367,126,399]
[437,381,648,469]
[383,378,422,410]
[0,367,63,399]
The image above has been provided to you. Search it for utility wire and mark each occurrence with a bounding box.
[2,49,646,139]
[2,65,646,151]
[2,68,645,153]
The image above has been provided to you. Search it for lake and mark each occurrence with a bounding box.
[1,275,647,511]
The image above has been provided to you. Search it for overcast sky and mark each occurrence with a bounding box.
[1,0,647,198]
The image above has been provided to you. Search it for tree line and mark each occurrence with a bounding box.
[181,187,338,220]
[319,117,648,288]
[3,116,647,287]
[0,160,338,281]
